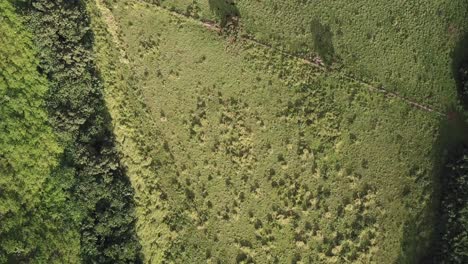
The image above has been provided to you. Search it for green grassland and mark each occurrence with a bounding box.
[154,0,468,110]
[90,0,447,262]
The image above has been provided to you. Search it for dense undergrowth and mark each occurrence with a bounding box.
[431,62,468,263]
[89,1,447,262]
[0,2,78,262]
[0,0,142,262]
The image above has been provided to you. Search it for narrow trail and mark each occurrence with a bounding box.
[143,1,448,117]
[131,0,448,117]
[239,32,446,116]
[95,0,129,64]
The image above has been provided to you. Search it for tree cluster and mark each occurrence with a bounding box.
[0,1,80,262]
[1,0,143,262]
[435,147,468,263]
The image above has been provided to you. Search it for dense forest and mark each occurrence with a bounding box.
[1,0,141,262]
[0,2,72,261]
[0,0,467,263]
[435,147,468,263]
[432,62,468,263]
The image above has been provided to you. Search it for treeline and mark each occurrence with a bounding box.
[23,0,142,262]
[0,2,78,262]
[433,63,468,263]
[435,147,468,263]
[0,0,142,262]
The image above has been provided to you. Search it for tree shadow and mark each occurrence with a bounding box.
[451,32,468,109]
[17,0,145,262]
[416,31,468,264]
[81,23,145,264]
[208,0,239,27]
[310,19,336,66]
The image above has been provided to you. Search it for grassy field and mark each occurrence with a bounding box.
[154,0,468,110]
[89,0,448,263]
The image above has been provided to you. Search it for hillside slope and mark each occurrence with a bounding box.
[158,0,468,109]
[89,0,447,262]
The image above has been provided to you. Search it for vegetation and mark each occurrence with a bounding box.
[0,0,143,262]
[435,147,468,263]
[1,0,143,262]
[431,61,468,263]
[23,0,143,262]
[461,62,468,105]
[1,0,466,262]
[0,1,80,262]
[89,0,450,262]
[156,0,468,109]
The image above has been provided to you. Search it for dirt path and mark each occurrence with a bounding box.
[95,0,129,64]
[96,0,446,117]
[134,0,446,117]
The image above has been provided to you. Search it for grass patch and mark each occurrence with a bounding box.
[90,0,447,263]
[152,0,468,109]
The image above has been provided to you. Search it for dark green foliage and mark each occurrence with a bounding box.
[208,0,239,27]
[0,1,80,262]
[433,59,468,263]
[310,19,335,66]
[24,0,142,262]
[436,148,468,263]
[461,63,468,104]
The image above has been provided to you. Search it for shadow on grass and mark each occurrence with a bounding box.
[393,112,459,264]
[208,0,239,27]
[416,31,468,264]
[452,32,468,109]
[79,21,144,264]
[310,19,336,66]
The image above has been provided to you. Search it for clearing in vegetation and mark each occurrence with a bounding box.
[89,0,448,263]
